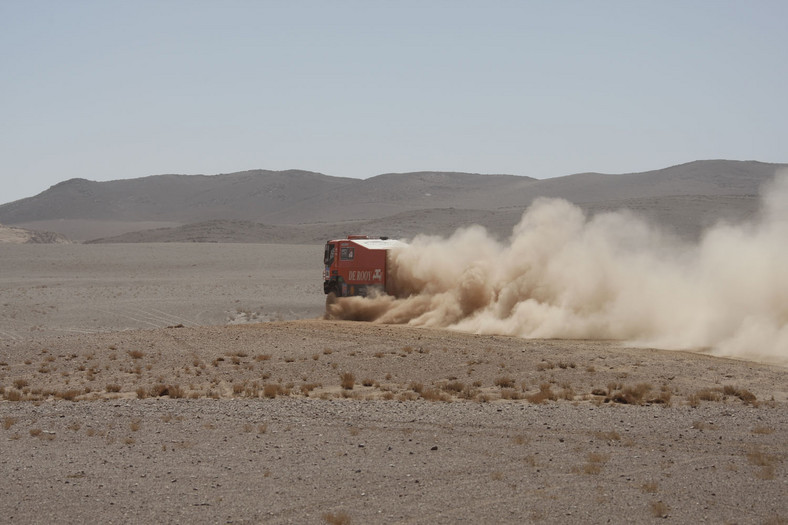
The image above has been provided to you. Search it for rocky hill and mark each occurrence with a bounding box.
[1,160,783,242]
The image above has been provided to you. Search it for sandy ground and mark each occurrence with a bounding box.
[1,244,786,524]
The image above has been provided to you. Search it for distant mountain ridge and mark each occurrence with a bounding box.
[1,160,784,242]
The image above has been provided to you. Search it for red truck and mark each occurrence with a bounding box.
[323,235,406,297]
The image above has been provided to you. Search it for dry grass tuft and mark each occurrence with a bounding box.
[494,376,515,388]
[641,481,659,494]
[150,384,185,398]
[650,501,670,518]
[127,350,145,359]
[575,452,609,475]
[263,383,290,398]
[3,417,18,430]
[340,372,355,390]
[610,383,652,405]
[526,383,557,404]
[322,511,351,525]
[593,431,621,441]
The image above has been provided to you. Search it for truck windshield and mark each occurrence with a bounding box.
[323,243,335,265]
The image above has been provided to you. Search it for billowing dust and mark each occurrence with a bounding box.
[327,172,788,365]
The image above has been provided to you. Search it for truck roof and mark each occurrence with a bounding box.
[334,238,407,250]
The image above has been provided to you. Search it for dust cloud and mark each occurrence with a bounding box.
[327,172,788,365]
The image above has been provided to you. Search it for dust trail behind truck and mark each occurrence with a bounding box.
[323,235,407,297]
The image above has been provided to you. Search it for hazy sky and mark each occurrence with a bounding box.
[2,1,786,204]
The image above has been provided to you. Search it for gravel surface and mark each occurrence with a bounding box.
[1,244,785,523]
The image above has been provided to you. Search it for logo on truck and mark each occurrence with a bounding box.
[348,269,383,282]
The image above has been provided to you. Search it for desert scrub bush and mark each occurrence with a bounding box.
[575,452,609,475]
[57,389,81,401]
[136,387,147,399]
[300,382,320,396]
[263,383,290,398]
[526,383,557,404]
[752,426,775,435]
[150,384,184,398]
[340,372,355,390]
[321,510,351,525]
[127,350,145,359]
[361,378,374,387]
[722,385,757,404]
[650,501,670,518]
[640,481,659,493]
[500,388,521,400]
[3,417,18,430]
[512,434,529,445]
[105,384,121,393]
[494,376,515,388]
[441,381,465,394]
[4,389,22,401]
[592,431,621,441]
[420,388,450,402]
[409,382,424,394]
[29,428,42,437]
[746,448,780,479]
[609,383,652,405]
[13,378,28,390]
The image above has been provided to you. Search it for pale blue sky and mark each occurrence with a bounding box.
[1,1,786,204]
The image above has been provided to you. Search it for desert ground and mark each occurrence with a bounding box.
[1,243,785,524]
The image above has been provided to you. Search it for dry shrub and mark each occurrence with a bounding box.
[641,482,659,494]
[420,388,449,402]
[263,383,287,398]
[723,385,757,404]
[58,389,81,401]
[442,381,465,393]
[150,384,184,398]
[300,383,320,396]
[526,383,556,404]
[752,426,775,435]
[696,388,721,402]
[650,501,670,518]
[130,420,141,432]
[136,387,147,399]
[322,511,351,525]
[579,452,609,475]
[686,393,700,408]
[409,382,423,394]
[490,471,504,481]
[258,423,268,434]
[340,372,355,390]
[3,417,18,430]
[361,378,374,387]
[610,383,652,405]
[127,350,145,359]
[593,431,621,441]
[105,384,121,393]
[13,379,29,389]
[29,428,42,437]
[5,389,22,402]
[494,376,515,388]
[458,384,479,400]
[512,434,528,445]
[500,388,521,400]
